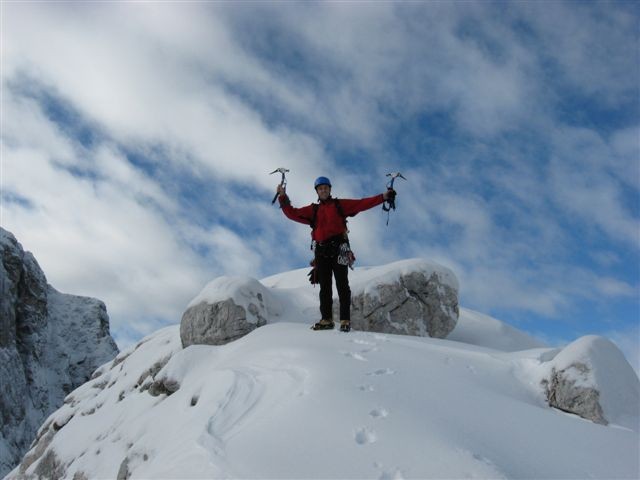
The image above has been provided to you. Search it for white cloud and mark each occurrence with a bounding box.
[548,127,640,248]
[1,1,638,348]
[1,84,343,341]
[2,92,207,333]
[2,2,329,191]
[184,224,263,278]
[2,146,206,322]
[595,277,637,298]
[395,160,638,318]
[248,1,542,139]
[513,1,639,105]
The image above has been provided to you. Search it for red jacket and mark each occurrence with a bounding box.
[279,194,384,242]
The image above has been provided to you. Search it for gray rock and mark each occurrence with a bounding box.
[33,449,65,480]
[117,456,131,480]
[0,228,119,477]
[182,266,458,347]
[148,376,180,397]
[543,363,607,425]
[13,426,56,477]
[180,277,271,347]
[137,354,172,389]
[6,326,181,479]
[181,299,262,347]
[539,335,640,430]
[341,270,458,338]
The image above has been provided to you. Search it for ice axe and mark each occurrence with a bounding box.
[382,172,406,224]
[270,167,290,204]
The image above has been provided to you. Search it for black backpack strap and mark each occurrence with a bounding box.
[310,203,320,230]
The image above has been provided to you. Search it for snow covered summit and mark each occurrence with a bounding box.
[181,259,460,347]
[8,260,639,479]
[9,321,639,479]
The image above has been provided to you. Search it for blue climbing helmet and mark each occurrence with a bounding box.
[314,176,332,189]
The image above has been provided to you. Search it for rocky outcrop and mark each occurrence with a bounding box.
[540,335,640,430]
[181,260,459,347]
[0,228,119,477]
[7,327,182,480]
[544,363,607,425]
[341,269,458,338]
[180,276,272,348]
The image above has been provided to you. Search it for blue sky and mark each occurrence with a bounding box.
[2,1,638,370]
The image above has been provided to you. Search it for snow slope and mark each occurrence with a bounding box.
[7,260,639,479]
[9,322,639,479]
[449,308,546,352]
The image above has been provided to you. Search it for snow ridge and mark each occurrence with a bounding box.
[6,258,639,479]
[9,322,639,479]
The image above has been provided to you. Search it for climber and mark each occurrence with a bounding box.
[277,176,396,332]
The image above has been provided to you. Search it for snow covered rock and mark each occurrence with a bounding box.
[540,336,640,430]
[344,260,459,338]
[183,259,459,347]
[180,276,273,347]
[0,228,119,478]
[7,326,183,480]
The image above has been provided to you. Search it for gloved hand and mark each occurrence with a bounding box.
[307,267,318,285]
[384,188,397,202]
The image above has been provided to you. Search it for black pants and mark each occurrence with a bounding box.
[315,253,351,321]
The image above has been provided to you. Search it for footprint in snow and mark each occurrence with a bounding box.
[358,384,376,392]
[369,407,389,419]
[354,427,377,445]
[367,368,395,376]
[352,338,377,346]
[371,333,389,341]
[343,351,368,362]
[360,347,379,354]
[378,468,405,480]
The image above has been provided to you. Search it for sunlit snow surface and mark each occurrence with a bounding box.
[9,260,639,479]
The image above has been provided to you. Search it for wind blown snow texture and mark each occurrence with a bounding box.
[7,261,639,479]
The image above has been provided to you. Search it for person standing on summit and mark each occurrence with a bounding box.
[277,176,396,332]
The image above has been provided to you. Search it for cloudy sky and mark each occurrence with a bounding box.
[2,1,638,368]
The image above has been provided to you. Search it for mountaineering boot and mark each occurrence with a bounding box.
[340,320,351,333]
[311,319,335,331]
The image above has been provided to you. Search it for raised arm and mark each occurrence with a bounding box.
[338,193,386,216]
[278,189,314,225]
